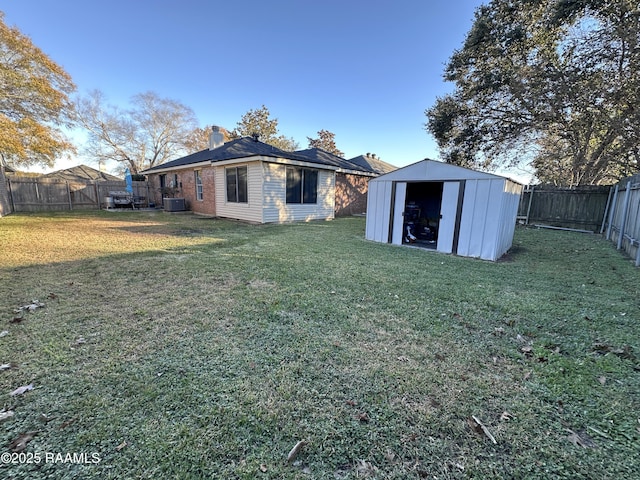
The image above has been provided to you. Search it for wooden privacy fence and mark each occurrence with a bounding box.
[6,178,151,212]
[517,185,611,232]
[602,174,640,266]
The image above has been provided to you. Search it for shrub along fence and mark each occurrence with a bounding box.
[602,174,640,266]
[5,177,150,212]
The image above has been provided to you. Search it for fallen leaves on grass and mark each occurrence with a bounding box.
[468,416,497,444]
[259,463,268,473]
[0,330,8,338]
[500,411,515,421]
[286,440,307,463]
[59,418,77,429]
[9,431,37,452]
[15,300,45,313]
[10,384,34,396]
[566,429,597,448]
[354,412,370,423]
[591,342,636,361]
[345,400,357,407]
[355,459,378,477]
[0,409,14,422]
[520,345,533,358]
[0,363,17,371]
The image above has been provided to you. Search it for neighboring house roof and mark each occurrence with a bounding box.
[347,155,397,175]
[42,165,121,182]
[293,148,382,174]
[141,137,389,176]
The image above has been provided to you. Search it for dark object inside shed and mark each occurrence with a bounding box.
[403,182,443,248]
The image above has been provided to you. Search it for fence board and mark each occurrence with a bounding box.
[517,185,610,232]
[7,178,150,212]
[604,174,640,265]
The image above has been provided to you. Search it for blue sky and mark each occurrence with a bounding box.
[3,0,493,174]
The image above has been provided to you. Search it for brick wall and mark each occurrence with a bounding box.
[147,166,216,216]
[335,173,371,216]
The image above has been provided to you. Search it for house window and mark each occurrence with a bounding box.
[226,166,248,203]
[195,170,203,201]
[169,174,179,188]
[286,167,318,204]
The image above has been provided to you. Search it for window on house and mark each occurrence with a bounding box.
[194,170,203,201]
[226,166,248,203]
[286,167,318,204]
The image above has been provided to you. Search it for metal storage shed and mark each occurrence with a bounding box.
[365,159,523,261]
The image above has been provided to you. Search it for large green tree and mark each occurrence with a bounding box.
[0,12,76,167]
[76,90,199,173]
[230,105,298,151]
[425,0,640,186]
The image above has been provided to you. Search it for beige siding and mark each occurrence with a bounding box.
[214,162,264,223]
[263,163,335,223]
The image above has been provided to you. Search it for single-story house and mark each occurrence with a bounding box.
[140,129,395,223]
[365,159,522,261]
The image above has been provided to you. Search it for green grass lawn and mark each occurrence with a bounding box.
[0,211,638,479]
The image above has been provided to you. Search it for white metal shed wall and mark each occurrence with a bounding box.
[365,160,522,261]
[365,180,393,242]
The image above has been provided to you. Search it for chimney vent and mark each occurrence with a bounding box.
[209,126,224,150]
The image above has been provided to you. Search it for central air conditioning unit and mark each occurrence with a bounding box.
[163,198,186,212]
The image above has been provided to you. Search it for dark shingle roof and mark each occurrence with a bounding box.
[347,155,397,175]
[143,137,291,172]
[293,148,378,173]
[142,137,385,176]
[42,165,122,181]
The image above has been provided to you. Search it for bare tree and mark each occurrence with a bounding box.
[75,90,199,173]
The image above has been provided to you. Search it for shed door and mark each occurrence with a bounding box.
[437,182,460,254]
[391,182,407,245]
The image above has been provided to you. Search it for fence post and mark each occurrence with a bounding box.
[7,178,16,213]
[66,181,72,210]
[525,185,534,224]
[600,186,613,234]
[606,184,619,240]
[617,181,632,250]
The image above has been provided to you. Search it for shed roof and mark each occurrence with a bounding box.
[371,159,520,183]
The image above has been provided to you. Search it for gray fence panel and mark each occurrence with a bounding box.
[7,178,150,212]
[517,185,611,232]
[604,175,640,265]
